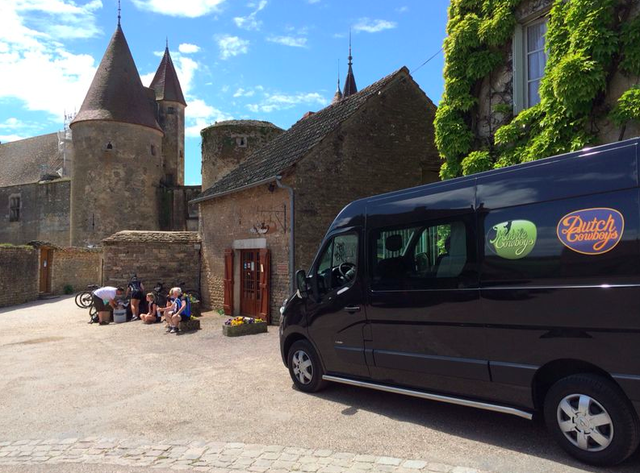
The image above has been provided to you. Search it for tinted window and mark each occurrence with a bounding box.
[315,233,358,296]
[371,220,471,290]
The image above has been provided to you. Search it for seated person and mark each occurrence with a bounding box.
[92,286,125,325]
[139,293,158,324]
[163,287,191,334]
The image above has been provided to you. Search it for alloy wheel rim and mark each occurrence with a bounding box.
[292,350,313,385]
[557,393,614,452]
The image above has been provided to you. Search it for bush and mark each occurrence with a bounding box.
[63,284,74,295]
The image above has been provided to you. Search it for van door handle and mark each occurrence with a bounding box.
[344,306,361,313]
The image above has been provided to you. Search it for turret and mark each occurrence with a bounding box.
[150,43,187,186]
[343,32,357,98]
[69,22,164,246]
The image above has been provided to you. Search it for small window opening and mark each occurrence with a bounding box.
[236,136,247,148]
[165,174,175,186]
[9,196,20,222]
[151,144,156,156]
[105,141,113,151]
[167,107,176,114]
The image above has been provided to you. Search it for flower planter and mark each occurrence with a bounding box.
[222,321,268,337]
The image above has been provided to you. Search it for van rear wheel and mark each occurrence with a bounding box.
[544,374,639,466]
[287,340,327,393]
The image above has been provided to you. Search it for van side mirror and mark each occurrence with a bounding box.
[296,270,309,299]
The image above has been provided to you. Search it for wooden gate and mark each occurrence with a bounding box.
[39,247,52,293]
[223,249,234,315]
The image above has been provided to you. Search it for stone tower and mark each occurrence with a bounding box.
[200,120,284,190]
[150,44,186,187]
[69,23,164,246]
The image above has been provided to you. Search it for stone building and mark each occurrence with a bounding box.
[470,0,640,148]
[193,66,439,323]
[0,21,198,247]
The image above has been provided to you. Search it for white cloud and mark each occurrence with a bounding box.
[0,2,99,118]
[233,88,255,98]
[233,0,267,31]
[267,36,307,48]
[185,98,233,137]
[217,35,249,60]
[0,134,28,143]
[307,0,321,3]
[178,43,201,54]
[131,0,227,18]
[353,18,397,33]
[396,6,409,13]
[247,92,326,113]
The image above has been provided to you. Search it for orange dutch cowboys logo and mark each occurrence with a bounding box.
[556,208,625,255]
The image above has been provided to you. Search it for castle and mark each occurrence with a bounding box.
[0,20,199,247]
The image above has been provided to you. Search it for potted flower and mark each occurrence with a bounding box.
[222,316,268,337]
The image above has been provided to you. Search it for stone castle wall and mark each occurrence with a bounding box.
[102,231,200,295]
[158,101,185,186]
[199,184,291,323]
[0,246,39,308]
[70,121,164,246]
[50,247,103,295]
[0,180,70,246]
[200,121,283,191]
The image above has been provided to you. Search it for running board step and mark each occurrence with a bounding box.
[322,375,533,420]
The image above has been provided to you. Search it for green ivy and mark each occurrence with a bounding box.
[436,0,640,179]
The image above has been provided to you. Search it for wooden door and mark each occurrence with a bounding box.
[39,248,52,293]
[240,249,261,317]
[258,249,271,323]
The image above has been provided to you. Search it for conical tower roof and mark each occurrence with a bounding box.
[71,25,162,132]
[342,35,357,98]
[150,45,187,106]
[332,78,343,104]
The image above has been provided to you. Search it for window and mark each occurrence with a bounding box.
[151,144,156,156]
[167,107,176,115]
[236,136,247,148]
[105,141,113,151]
[315,233,358,297]
[513,16,548,113]
[165,174,175,186]
[9,195,20,222]
[371,220,469,290]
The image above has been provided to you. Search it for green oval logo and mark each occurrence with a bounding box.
[487,220,537,260]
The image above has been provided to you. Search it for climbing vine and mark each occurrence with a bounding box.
[435,0,640,179]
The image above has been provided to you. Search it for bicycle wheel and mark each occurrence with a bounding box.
[74,292,84,308]
[89,305,98,323]
[79,291,93,309]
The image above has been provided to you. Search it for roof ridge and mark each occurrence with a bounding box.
[194,67,412,202]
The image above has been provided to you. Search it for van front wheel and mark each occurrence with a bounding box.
[287,340,327,393]
[544,374,639,466]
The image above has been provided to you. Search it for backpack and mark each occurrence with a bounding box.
[129,279,142,292]
[181,296,191,317]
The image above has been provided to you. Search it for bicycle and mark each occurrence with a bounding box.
[75,284,99,309]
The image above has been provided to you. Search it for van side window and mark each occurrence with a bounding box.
[371,221,469,290]
[315,233,358,296]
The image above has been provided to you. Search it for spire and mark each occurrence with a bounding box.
[343,30,357,97]
[117,0,121,26]
[332,62,343,104]
[71,25,162,132]
[150,44,187,106]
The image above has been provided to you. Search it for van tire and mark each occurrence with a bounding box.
[287,340,328,393]
[544,374,639,466]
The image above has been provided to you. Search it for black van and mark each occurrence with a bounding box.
[279,138,640,466]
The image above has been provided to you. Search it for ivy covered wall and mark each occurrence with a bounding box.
[435,0,640,179]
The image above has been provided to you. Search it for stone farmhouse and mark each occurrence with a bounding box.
[0,21,199,248]
[193,64,439,324]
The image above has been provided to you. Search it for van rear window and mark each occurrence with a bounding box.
[370,220,470,290]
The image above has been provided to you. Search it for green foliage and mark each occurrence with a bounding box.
[611,86,640,125]
[63,284,74,295]
[620,15,640,75]
[436,0,638,179]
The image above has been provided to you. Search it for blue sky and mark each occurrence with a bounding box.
[0,0,448,186]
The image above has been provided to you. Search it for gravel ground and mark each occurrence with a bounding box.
[0,296,638,473]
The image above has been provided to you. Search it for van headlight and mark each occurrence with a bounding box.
[279,297,288,316]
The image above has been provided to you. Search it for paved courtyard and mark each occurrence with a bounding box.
[0,296,638,473]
